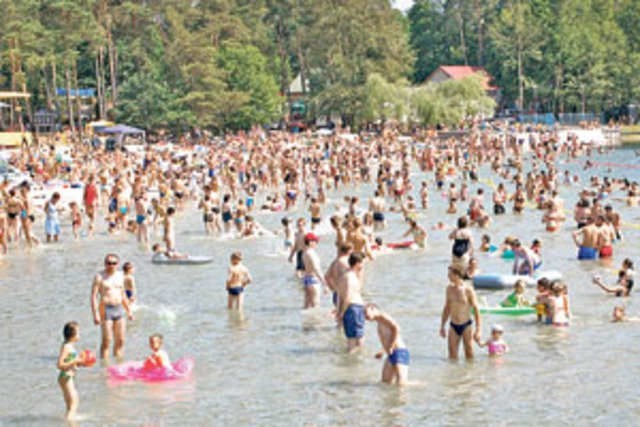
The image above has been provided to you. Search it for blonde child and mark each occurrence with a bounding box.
[69,202,82,239]
[550,281,571,326]
[226,252,252,310]
[501,280,529,307]
[478,324,509,356]
[57,322,86,420]
[123,262,137,305]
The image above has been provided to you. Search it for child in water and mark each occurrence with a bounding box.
[123,262,136,305]
[226,251,252,310]
[57,321,86,420]
[479,234,495,252]
[501,280,529,307]
[281,217,292,250]
[365,303,409,386]
[550,282,571,326]
[69,202,82,239]
[478,324,509,356]
[535,278,551,323]
[144,333,171,369]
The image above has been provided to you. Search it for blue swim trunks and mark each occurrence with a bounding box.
[343,304,365,339]
[578,246,598,260]
[136,214,146,225]
[388,348,410,366]
[332,291,338,306]
[227,287,244,296]
[303,275,317,287]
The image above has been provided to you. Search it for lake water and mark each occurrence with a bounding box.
[1,146,639,426]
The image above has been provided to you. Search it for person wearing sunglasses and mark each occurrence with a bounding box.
[90,253,134,360]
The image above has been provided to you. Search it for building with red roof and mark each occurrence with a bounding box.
[425,65,499,96]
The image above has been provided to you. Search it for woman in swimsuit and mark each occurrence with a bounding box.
[448,216,474,273]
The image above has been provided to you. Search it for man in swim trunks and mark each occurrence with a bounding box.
[594,214,615,258]
[368,191,386,230]
[309,197,322,230]
[301,233,327,309]
[572,219,600,260]
[365,303,409,385]
[337,252,366,352]
[325,243,353,315]
[91,253,133,359]
[439,266,481,360]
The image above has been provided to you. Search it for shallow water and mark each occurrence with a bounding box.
[1,147,640,426]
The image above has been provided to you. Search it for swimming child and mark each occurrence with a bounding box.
[225,252,252,310]
[500,280,529,307]
[478,324,509,356]
[479,234,494,252]
[144,333,171,369]
[57,321,86,420]
[365,303,409,386]
[123,262,136,304]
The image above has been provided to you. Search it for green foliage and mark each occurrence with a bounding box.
[217,45,282,130]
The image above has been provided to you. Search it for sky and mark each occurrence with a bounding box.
[393,0,414,12]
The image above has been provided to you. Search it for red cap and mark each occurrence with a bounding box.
[305,233,319,242]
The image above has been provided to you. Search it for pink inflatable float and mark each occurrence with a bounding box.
[107,357,194,382]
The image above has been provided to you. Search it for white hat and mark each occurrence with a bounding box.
[491,324,504,333]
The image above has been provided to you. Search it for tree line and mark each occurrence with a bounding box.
[0,0,638,133]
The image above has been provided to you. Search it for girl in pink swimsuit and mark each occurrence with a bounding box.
[479,324,509,356]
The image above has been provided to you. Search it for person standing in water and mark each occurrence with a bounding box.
[301,233,327,309]
[440,266,482,360]
[365,303,409,385]
[226,251,252,310]
[57,321,86,420]
[91,253,133,360]
[337,252,366,352]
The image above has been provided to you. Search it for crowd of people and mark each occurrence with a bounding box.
[0,124,637,420]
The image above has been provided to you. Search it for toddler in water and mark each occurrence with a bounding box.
[478,324,509,356]
[57,321,87,420]
[226,251,252,310]
[501,280,529,307]
[144,333,171,369]
[535,278,551,323]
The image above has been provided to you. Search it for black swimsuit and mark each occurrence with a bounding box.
[452,238,470,258]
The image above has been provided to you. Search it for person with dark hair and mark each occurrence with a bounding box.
[57,321,87,420]
[91,253,133,360]
[449,216,473,273]
[337,252,366,352]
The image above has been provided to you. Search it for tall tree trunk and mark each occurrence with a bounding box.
[8,38,17,128]
[73,61,84,139]
[65,65,76,141]
[96,54,103,119]
[108,29,117,107]
[517,43,523,110]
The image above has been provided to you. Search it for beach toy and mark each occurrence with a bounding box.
[478,306,536,316]
[386,241,415,249]
[80,349,96,367]
[473,270,562,290]
[151,255,214,265]
[107,357,194,382]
